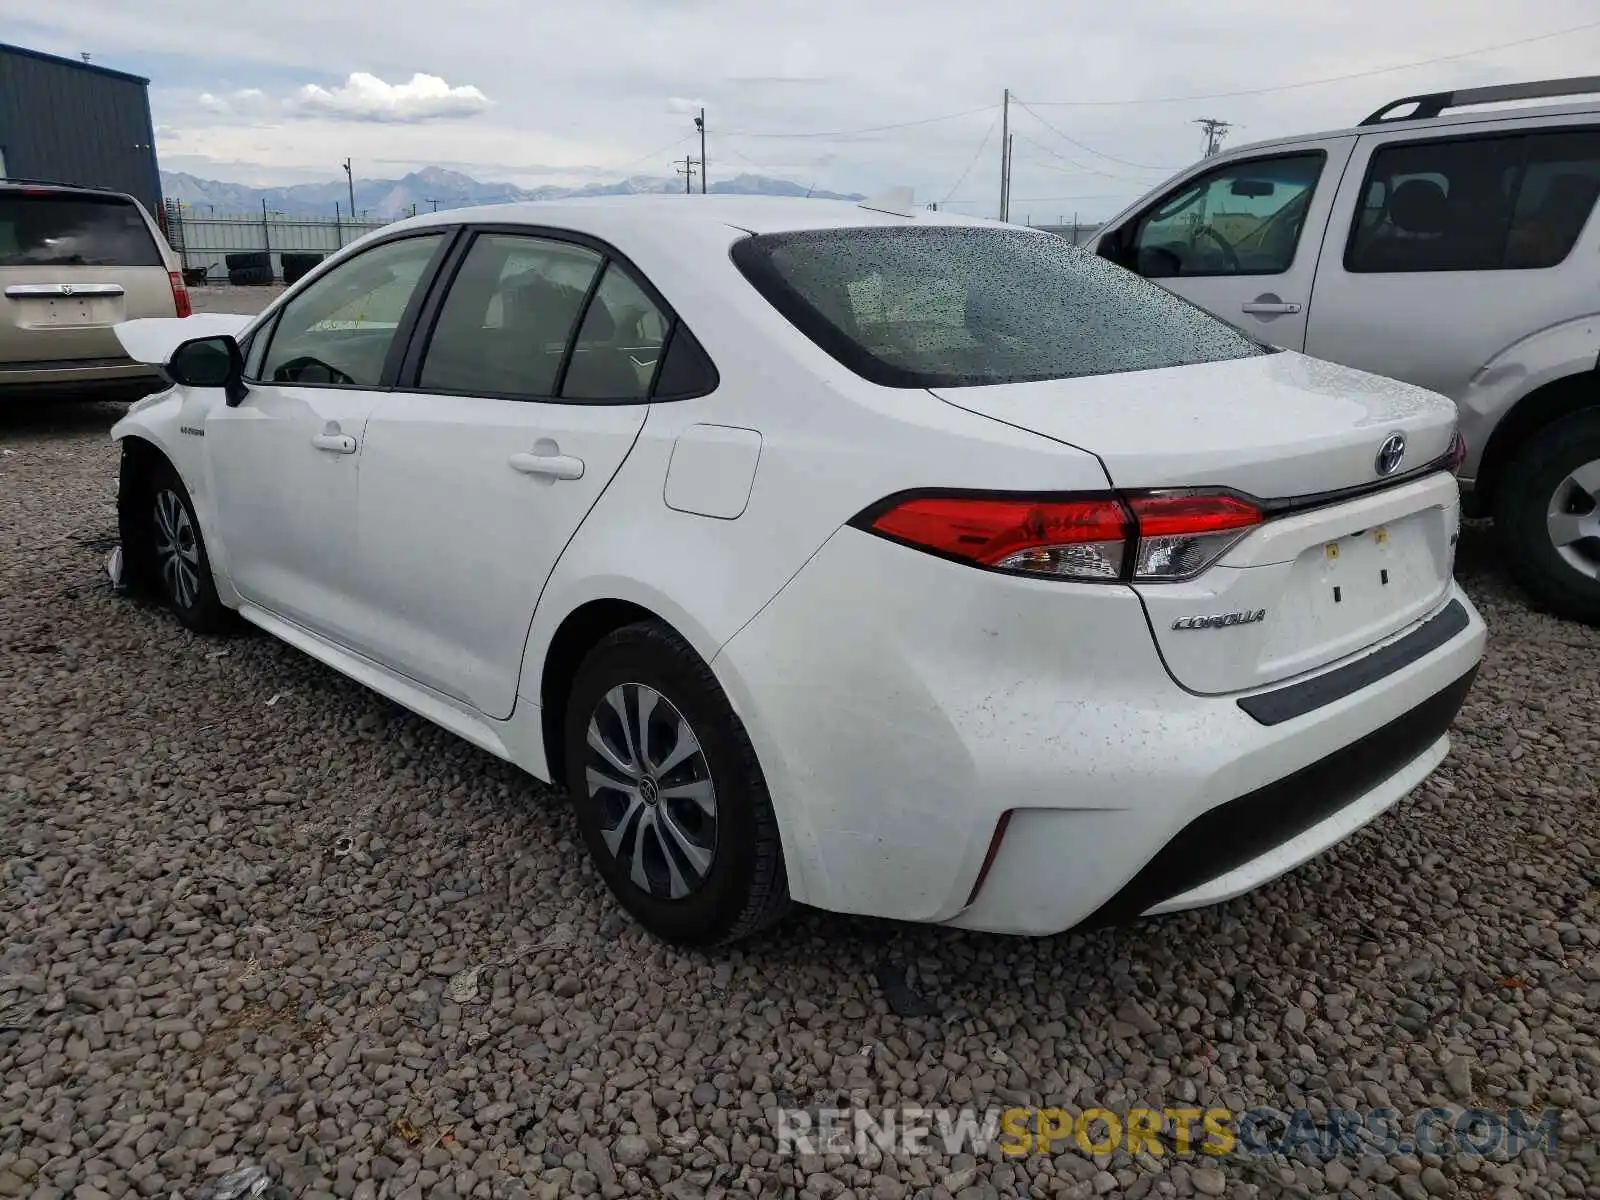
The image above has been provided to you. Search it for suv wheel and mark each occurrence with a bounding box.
[1496,408,1600,624]
[561,621,790,945]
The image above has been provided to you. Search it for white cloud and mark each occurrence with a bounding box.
[291,73,491,122]
[196,87,267,115]
[667,96,708,115]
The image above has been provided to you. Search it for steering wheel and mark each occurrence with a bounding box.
[1192,225,1241,272]
[274,356,356,386]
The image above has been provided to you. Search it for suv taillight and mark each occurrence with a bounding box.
[857,490,1262,583]
[1447,430,1467,475]
[168,270,191,318]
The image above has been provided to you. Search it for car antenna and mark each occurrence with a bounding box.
[857,187,917,218]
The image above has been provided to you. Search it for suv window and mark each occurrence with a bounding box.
[260,234,445,387]
[419,233,603,398]
[1124,153,1325,278]
[0,192,161,266]
[731,225,1269,389]
[1347,129,1600,273]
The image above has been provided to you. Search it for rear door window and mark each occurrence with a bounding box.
[1346,129,1600,272]
[731,224,1269,388]
[418,233,604,398]
[0,193,161,267]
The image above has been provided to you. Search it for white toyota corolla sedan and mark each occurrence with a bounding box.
[109,195,1486,945]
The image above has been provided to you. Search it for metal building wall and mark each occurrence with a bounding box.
[0,44,161,214]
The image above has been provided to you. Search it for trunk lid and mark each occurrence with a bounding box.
[932,351,1463,694]
[930,351,1457,499]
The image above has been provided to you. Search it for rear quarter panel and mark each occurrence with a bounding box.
[514,221,1112,773]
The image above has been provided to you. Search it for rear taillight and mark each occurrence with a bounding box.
[1447,430,1467,475]
[867,495,1131,580]
[858,490,1262,583]
[1125,493,1261,581]
[168,271,192,318]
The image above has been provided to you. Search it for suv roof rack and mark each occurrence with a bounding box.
[1359,75,1600,126]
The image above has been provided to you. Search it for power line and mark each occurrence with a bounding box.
[1013,101,1178,171]
[715,137,821,194]
[615,133,696,175]
[1020,19,1600,106]
[1011,131,1166,183]
[939,107,1002,204]
[722,104,997,139]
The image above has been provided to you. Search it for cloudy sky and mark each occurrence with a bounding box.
[4,0,1599,220]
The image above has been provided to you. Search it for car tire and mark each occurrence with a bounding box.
[224,252,270,271]
[1495,407,1600,624]
[561,621,791,945]
[228,266,274,286]
[138,462,238,635]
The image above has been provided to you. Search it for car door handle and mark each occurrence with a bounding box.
[1241,300,1303,315]
[311,432,358,454]
[509,451,585,480]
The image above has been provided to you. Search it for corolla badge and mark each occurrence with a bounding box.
[1375,432,1406,477]
[1172,610,1266,631]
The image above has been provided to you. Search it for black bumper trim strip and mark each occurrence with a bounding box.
[1077,666,1478,930]
[1238,599,1470,727]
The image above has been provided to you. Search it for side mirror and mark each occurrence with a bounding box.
[167,335,248,405]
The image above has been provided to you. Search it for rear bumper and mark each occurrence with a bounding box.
[712,526,1487,934]
[1079,665,1475,927]
[0,358,165,401]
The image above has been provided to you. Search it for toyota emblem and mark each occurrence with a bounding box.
[1375,432,1406,477]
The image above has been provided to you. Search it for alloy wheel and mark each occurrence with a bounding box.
[153,489,202,610]
[584,683,718,900]
[1546,458,1600,582]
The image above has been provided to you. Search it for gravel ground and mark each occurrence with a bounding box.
[2,393,1599,1200]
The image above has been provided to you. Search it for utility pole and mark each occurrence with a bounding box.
[424,198,440,212]
[342,158,356,217]
[694,108,707,194]
[999,88,1010,222]
[1006,134,1014,221]
[676,156,700,194]
[1194,117,1232,158]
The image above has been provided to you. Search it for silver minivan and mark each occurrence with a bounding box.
[1092,76,1600,622]
[0,180,188,400]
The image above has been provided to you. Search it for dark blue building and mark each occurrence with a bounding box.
[0,43,161,215]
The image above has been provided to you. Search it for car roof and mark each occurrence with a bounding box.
[378,194,1007,240]
[0,179,137,201]
[1216,96,1600,161]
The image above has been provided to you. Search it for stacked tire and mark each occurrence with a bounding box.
[225,252,273,286]
[281,253,324,286]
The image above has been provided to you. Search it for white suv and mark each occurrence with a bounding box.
[1092,75,1600,622]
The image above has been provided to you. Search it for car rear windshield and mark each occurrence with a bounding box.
[730,224,1270,388]
[0,193,162,267]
